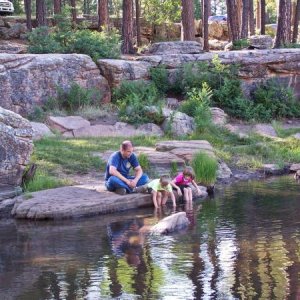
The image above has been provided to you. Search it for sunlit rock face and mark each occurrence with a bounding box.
[0,107,33,186]
[0,54,111,116]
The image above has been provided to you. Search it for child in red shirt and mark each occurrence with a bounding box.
[172,166,201,203]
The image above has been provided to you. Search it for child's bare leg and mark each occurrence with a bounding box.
[152,191,159,208]
[183,188,189,202]
[188,187,193,202]
[157,192,162,206]
[161,191,169,205]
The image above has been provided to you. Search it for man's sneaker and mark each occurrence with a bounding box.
[133,184,148,193]
[115,188,127,195]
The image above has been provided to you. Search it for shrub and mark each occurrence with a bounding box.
[138,153,150,172]
[191,152,218,185]
[232,38,250,50]
[249,78,300,121]
[27,7,121,61]
[70,28,121,60]
[27,26,63,53]
[113,80,164,125]
[179,83,213,118]
[44,83,101,114]
[150,65,169,95]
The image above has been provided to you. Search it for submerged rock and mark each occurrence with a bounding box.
[150,212,190,234]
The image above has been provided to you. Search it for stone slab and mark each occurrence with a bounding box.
[12,184,153,220]
[0,185,22,201]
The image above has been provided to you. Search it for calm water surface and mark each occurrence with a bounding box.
[1,175,300,300]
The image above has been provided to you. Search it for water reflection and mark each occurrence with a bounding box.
[0,176,300,299]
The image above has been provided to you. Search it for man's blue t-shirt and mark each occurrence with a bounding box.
[105,151,139,181]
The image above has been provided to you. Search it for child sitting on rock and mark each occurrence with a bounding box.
[147,175,180,208]
[172,166,202,203]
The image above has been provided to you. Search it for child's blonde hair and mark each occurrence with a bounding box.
[183,166,195,179]
[160,174,171,186]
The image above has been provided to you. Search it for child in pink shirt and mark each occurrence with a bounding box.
[172,166,201,203]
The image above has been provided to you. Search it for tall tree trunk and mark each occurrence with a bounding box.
[237,0,242,29]
[24,0,32,31]
[241,0,250,38]
[36,0,47,27]
[83,0,90,14]
[135,0,141,47]
[98,0,109,30]
[202,0,209,51]
[121,0,135,54]
[274,0,292,47]
[249,0,255,35]
[70,0,77,24]
[260,0,266,34]
[292,0,300,42]
[53,0,61,14]
[256,0,261,30]
[181,0,195,41]
[226,0,240,41]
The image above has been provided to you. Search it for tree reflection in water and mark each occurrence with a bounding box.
[0,176,300,299]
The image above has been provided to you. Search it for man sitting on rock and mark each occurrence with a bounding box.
[105,140,149,195]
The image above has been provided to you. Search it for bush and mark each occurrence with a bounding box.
[249,78,300,121]
[191,152,218,185]
[179,83,213,117]
[232,38,250,50]
[44,83,100,114]
[113,80,164,125]
[44,83,101,114]
[27,8,121,61]
[150,65,169,95]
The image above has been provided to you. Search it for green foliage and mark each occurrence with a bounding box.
[70,28,121,60]
[180,83,213,117]
[138,153,150,172]
[143,0,181,25]
[282,43,300,48]
[28,106,47,122]
[23,169,71,192]
[249,78,300,121]
[232,38,250,50]
[113,80,163,125]
[191,152,218,185]
[27,7,121,61]
[45,83,101,114]
[150,65,169,94]
[27,26,63,53]
[170,161,178,177]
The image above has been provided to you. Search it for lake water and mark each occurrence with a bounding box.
[0,175,300,300]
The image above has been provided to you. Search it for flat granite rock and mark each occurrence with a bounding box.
[11,185,153,220]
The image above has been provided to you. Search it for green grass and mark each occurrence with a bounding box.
[191,151,218,185]
[23,169,72,192]
[26,122,300,192]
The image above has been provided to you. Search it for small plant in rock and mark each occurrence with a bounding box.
[191,151,218,186]
[170,161,178,177]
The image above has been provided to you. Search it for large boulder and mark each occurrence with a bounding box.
[0,107,33,186]
[145,41,203,55]
[0,41,27,54]
[97,59,152,88]
[161,111,195,136]
[249,35,273,49]
[0,54,111,116]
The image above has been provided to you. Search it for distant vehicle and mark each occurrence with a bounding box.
[208,15,227,23]
[0,0,14,15]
